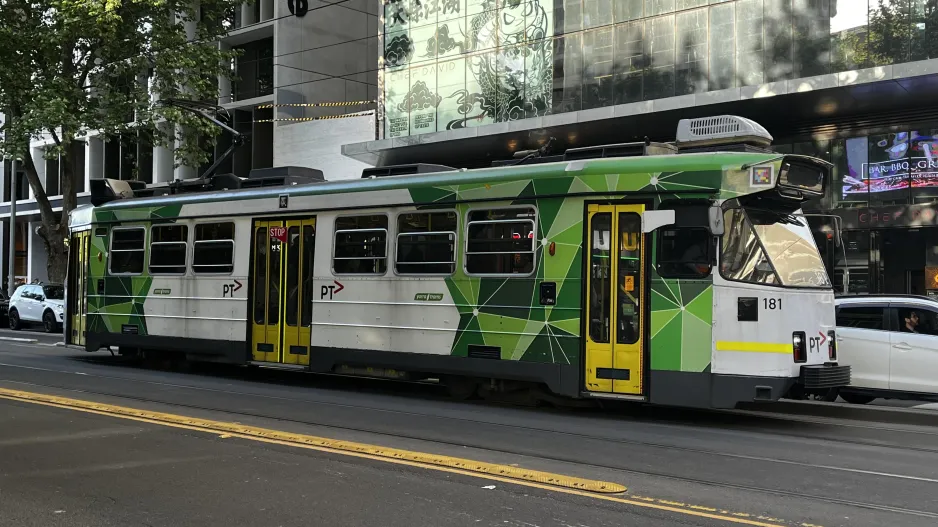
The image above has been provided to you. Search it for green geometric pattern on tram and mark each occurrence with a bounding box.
[650,279,713,372]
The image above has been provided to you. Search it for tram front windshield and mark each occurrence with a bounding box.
[720,207,831,288]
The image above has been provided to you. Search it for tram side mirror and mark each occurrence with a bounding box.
[641,210,675,233]
[708,206,725,236]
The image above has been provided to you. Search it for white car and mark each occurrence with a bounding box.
[8,283,65,333]
[833,295,938,404]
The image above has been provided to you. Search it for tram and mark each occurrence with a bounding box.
[64,115,850,409]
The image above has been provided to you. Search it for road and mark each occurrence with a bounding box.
[1,342,938,527]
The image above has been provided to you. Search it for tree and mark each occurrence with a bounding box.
[0,0,242,282]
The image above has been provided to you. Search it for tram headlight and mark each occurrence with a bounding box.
[828,330,837,361]
[792,331,807,363]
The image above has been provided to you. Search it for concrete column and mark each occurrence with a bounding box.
[27,221,48,284]
[153,122,176,183]
[87,137,104,181]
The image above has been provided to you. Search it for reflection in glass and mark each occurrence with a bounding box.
[910,129,938,203]
[589,213,612,344]
[613,21,644,104]
[253,228,266,325]
[644,15,676,100]
[868,132,911,205]
[675,8,709,95]
[721,209,779,285]
[709,3,735,90]
[763,0,793,82]
[736,0,765,86]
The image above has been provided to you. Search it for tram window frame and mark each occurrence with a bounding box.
[332,214,389,276]
[395,211,458,275]
[108,226,146,275]
[656,227,713,279]
[149,224,189,275]
[464,206,537,277]
[192,222,235,275]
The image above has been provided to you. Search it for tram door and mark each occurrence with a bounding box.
[584,204,646,395]
[251,218,317,366]
[67,230,90,346]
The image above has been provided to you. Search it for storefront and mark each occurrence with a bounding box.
[794,127,938,297]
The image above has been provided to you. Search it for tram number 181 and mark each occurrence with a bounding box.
[763,298,782,310]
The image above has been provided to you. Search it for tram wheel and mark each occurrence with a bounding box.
[444,376,479,400]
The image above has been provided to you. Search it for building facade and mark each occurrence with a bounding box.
[1,0,379,286]
[342,0,938,297]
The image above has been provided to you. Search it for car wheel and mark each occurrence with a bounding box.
[43,311,57,333]
[8,309,21,331]
[840,392,875,405]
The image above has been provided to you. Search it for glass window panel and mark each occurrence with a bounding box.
[831,0,869,70]
[301,225,315,327]
[836,306,885,329]
[553,34,583,113]
[911,0,938,61]
[833,230,870,294]
[614,0,643,22]
[644,15,675,100]
[866,0,912,66]
[645,0,675,16]
[793,0,832,77]
[466,208,537,275]
[253,228,267,325]
[763,0,793,82]
[736,0,765,86]
[583,28,615,109]
[614,21,644,104]
[709,3,736,90]
[617,213,642,344]
[584,0,614,29]
[286,226,300,327]
[588,213,612,344]
[334,215,389,275]
[657,227,712,278]
[675,8,709,95]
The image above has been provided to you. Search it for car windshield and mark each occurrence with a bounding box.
[721,207,831,288]
[43,285,65,300]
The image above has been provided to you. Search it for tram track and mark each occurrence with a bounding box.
[4,367,938,522]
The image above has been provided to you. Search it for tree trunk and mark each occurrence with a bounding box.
[20,152,68,283]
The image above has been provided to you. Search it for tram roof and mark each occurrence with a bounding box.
[90,150,782,212]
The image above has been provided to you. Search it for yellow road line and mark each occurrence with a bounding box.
[715,341,791,354]
[0,387,797,527]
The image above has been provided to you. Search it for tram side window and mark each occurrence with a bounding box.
[465,208,536,275]
[193,222,235,274]
[109,227,145,275]
[656,227,711,278]
[396,212,457,274]
[333,215,388,275]
[149,225,188,275]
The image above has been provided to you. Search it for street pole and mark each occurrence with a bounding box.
[8,157,16,296]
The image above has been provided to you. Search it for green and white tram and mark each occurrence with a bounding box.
[64,115,850,409]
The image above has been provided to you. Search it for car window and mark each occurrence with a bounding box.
[42,285,64,300]
[836,306,885,330]
[896,307,938,336]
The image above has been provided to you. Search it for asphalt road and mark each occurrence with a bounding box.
[2,342,938,527]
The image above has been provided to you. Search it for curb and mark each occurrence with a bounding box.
[0,336,39,344]
[738,399,938,427]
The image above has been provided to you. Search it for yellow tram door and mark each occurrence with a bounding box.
[280,219,316,366]
[252,220,284,362]
[251,218,316,365]
[584,204,646,396]
[67,230,90,346]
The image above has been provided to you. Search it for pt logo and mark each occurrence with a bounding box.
[808,331,826,353]
[321,280,344,300]
[223,280,242,298]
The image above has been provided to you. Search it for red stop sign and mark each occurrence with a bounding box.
[270,226,287,242]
